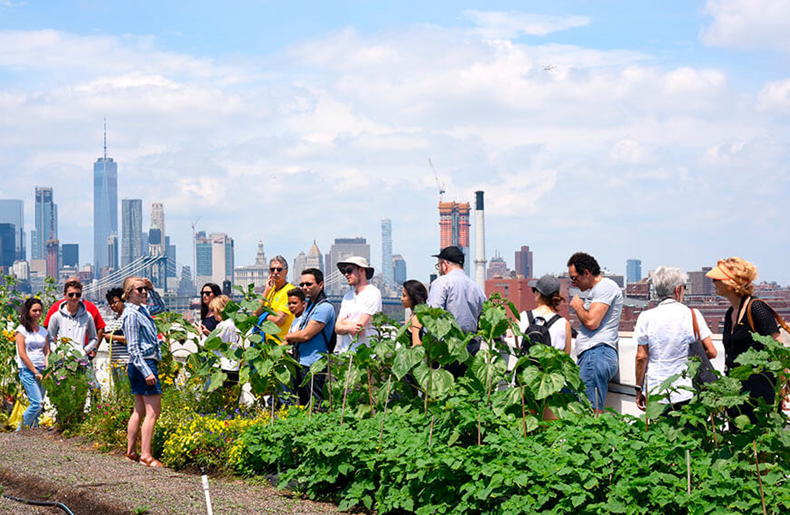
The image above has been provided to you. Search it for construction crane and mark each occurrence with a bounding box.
[428,158,445,202]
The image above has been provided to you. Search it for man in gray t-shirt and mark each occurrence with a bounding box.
[567,252,623,412]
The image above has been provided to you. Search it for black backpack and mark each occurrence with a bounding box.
[520,312,562,355]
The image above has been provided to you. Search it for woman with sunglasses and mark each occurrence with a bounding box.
[122,276,163,467]
[47,279,98,359]
[199,283,222,336]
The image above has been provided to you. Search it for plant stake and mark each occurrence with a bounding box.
[477,413,482,446]
[308,372,315,421]
[367,368,375,415]
[327,354,334,412]
[428,415,435,447]
[340,355,354,426]
[377,376,392,452]
[686,449,691,494]
[519,382,527,438]
[753,440,767,515]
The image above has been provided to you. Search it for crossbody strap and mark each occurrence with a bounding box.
[746,297,790,334]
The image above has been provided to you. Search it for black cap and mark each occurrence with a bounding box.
[433,246,465,265]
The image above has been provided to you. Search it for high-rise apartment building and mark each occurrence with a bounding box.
[93,127,118,271]
[46,239,59,279]
[438,201,470,258]
[514,245,533,279]
[0,199,25,261]
[195,231,235,288]
[121,198,143,267]
[381,218,393,286]
[626,259,642,284]
[33,187,57,260]
[392,254,407,285]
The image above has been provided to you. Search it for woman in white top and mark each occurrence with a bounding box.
[209,295,241,384]
[634,266,717,411]
[518,275,572,354]
[15,297,50,429]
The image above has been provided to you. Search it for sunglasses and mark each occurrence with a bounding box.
[342,267,357,275]
[270,267,284,272]
[135,286,149,294]
[201,291,214,296]
[67,292,82,299]
[299,281,314,287]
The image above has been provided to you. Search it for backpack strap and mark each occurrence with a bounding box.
[526,311,535,325]
[544,314,562,330]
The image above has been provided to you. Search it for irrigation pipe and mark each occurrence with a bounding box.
[2,493,76,515]
[200,466,214,515]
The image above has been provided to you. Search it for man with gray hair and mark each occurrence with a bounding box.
[254,255,296,343]
[634,266,716,411]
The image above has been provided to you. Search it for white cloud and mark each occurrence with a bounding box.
[700,0,790,52]
[757,77,790,113]
[464,10,590,39]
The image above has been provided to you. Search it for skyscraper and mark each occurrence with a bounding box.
[0,199,25,261]
[514,245,533,279]
[107,232,119,271]
[326,237,370,294]
[381,218,393,287]
[121,198,143,267]
[306,240,323,273]
[62,243,79,268]
[292,251,307,280]
[0,223,15,269]
[33,187,57,260]
[626,259,642,284]
[93,125,118,271]
[392,254,407,285]
[151,202,165,242]
[195,231,235,288]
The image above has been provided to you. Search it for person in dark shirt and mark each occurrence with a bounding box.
[707,257,785,423]
[199,283,222,336]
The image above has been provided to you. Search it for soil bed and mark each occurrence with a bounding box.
[0,429,342,515]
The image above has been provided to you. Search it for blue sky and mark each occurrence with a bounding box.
[1,0,789,286]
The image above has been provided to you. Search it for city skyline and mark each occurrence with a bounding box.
[1,1,789,285]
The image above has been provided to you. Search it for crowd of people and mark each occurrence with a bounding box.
[12,249,788,463]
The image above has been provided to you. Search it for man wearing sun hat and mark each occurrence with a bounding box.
[334,256,382,354]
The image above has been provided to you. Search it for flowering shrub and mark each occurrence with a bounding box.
[42,355,90,431]
[160,409,272,471]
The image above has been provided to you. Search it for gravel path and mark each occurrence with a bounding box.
[0,429,343,515]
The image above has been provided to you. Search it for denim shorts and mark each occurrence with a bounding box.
[127,360,162,396]
[578,344,618,410]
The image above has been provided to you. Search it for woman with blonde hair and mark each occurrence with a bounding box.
[122,276,163,467]
[209,295,241,385]
[707,257,785,421]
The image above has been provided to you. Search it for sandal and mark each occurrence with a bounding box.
[140,456,164,468]
[125,452,140,462]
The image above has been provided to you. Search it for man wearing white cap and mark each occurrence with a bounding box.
[334,256,382,354]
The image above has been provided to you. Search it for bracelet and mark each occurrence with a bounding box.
[634,386,642,394]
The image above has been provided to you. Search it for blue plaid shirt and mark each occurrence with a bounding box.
[122,302,161,378]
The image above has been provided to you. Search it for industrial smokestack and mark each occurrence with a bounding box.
[474,191,486,289]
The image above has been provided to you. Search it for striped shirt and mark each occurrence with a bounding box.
[104,316,129,365]
[122,302,161,378]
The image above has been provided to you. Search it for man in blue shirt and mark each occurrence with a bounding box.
[427,246,486,377]
[284,268,336,406]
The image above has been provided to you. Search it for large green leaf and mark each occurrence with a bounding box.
[207,369,227,392]
[392,346,425,380]
[469,351,508,392]
[478,302,509,340]
[413,362,454,398]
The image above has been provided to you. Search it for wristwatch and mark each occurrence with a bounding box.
[634,386,642,395]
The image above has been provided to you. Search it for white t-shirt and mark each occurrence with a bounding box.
[634,299,713,404]
[15,325,49,369]
[335,284,382,354]
[215,319,241,372]
[518,310,567,352]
